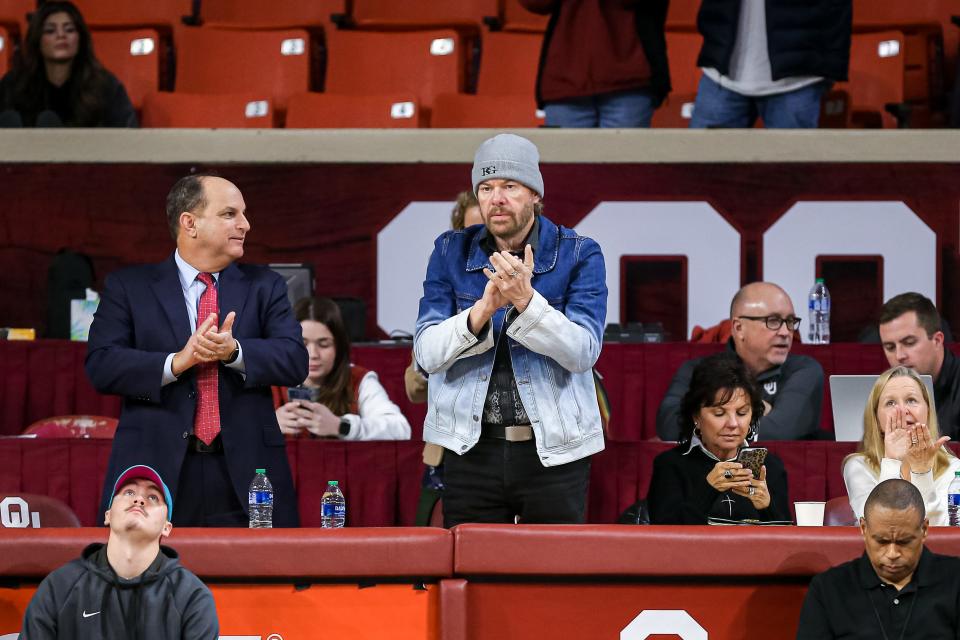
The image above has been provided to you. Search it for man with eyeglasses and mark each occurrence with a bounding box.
[657,282,825,441]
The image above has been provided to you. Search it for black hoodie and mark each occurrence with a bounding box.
[20,543,218,639]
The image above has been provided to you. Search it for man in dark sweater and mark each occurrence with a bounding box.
[20,465,218,639]
[879,292,960,440]
[657,282,824,440]
[797,479,960,639]
[690,0,851,128]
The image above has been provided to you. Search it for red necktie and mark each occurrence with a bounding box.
[194,273,220,444]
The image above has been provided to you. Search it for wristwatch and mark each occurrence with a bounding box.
[338,417,351,437]
[224,344,240,364]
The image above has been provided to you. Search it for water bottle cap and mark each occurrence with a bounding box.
[255,468,265,474]
[328,480,339,486]
[955,471,960,477]
[815,277,824,283]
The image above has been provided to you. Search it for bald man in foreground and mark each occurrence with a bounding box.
[656,282,824,440]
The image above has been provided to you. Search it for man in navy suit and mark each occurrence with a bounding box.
[86,173,307,527]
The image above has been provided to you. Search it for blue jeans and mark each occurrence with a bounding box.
[544,89,656,128]
[689,75,829,128]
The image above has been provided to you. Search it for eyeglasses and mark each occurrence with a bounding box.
[737,315,802,331]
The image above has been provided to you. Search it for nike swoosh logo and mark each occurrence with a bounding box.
[82,611,100,618]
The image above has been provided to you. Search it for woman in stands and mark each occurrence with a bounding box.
[843,366,958,525]
[274,296,411,440]
[0,1,136,127]
[648,352,789,524]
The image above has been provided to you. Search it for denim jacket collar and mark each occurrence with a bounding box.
[465,215,560,274]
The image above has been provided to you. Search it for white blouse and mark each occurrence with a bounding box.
[842,453,960,526]
[340,371,412,441]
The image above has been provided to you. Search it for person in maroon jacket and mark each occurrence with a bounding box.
[520,0,670,128]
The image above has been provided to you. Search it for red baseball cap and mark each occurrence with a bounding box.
[108,465,174,519]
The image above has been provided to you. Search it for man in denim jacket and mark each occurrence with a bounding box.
[415,134,607,527]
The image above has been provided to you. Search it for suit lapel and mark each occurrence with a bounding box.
[218,262,250,333]
[152,255,192,347]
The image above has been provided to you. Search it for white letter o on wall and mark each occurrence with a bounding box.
[763,201,936,343]
[576,202,741,338]
[621,610,708,640]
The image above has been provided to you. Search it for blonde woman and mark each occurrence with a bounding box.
[843,366,959,525]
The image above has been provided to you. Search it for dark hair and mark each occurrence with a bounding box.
[879,292,941,337]
[450,191,478,231]
[678,351,765,445]
[864,478,926,522]
[165,172,219,240]
[294,296,353,415]
[8,2,111,126]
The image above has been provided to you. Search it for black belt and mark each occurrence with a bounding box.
[481,424,534,442]
[187,435,223,453]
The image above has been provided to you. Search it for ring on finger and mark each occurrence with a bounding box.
[510,270,520,278]
[748,487,756,496]
[723,469,733,480]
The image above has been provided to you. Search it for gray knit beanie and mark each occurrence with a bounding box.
[471,133,544,197]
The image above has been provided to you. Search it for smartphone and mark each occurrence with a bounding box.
[287,387,318,403]
[736,447,768,479]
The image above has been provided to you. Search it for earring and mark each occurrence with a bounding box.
[693,422,701,438]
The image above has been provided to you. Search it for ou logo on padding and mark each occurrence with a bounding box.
[621,610,708,639]
[0,497,40,528]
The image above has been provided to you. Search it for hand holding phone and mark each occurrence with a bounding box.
[736,447,768,479]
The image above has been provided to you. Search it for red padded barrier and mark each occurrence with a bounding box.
[0,527,453,578]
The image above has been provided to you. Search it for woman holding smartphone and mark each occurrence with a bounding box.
[648,352,790,524]
[842,366,957,525]
[273,297,411,440]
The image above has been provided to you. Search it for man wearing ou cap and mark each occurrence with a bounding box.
[415,133,608,527]
[20,465,219,639]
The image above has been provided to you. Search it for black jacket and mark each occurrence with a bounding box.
[696,0,851,82]
[20,543,218,640]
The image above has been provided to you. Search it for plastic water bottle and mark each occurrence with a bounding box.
[948,471,960,526]
[248,469,273,528]
[321,480,346,528]
[807,278,831,344]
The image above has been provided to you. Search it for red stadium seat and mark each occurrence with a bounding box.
[91,29,160,110]
[200,0,343,29]
[71,0,194,29]
[431,93,543,128]
[823,497,857,526]
[175,27,312,118]
[651,31,702,128]
[22,415,118,439]
[347,0,498,30]
[324,29,465,115]
[666,0,700,31]
[0,494,81,528]
[141,92,273,128]
[286,92,421,128]
[839,31,909,127]
[499,0,548,33]
[0,25,9,77]
[476,31,542,96]
[0,0,32,40]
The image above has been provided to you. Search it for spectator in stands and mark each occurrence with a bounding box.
[86,173,306,528]
[879,292,960,439]
[690,0,851,128]
[415,133,607,527]
[0,1,136,127]
[797,479,960,639]
[648,352,789,524]
[275,297,410,440]
[520,0,669,128]
[20,465,218,638]
[657,282,825,441]
[842,366,958,526]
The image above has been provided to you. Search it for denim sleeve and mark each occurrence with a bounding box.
[507,236,607,373]
[414,233,494,374]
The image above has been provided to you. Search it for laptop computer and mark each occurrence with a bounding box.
[830,374,936,442]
